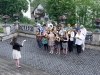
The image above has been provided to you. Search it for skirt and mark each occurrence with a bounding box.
[62,42,68,49]
[48,40,54,46]
[12,49,21,59]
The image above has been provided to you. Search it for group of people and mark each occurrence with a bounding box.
[10,21,87,68]
[36,21,87,55]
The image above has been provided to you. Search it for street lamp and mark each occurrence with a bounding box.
[94,18,100,32]
[13,13,19,23]
[34,14,39,25]
[2,15,9,26]
[13,14,19,30]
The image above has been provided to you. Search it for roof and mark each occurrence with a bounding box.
[31,3,43,14]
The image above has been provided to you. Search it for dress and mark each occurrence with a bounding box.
[13,49,21,59]
[48,34,54,46]
[12,42,23,59]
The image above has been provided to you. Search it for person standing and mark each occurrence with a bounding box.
[42,36,48,51]
[59,27,65,50]
[68,27,75,52]
[10,36,26,68]
[80,25,87,52]
[74,23,79,46]
[36,30,42,49]
[75,29,83,55]
[48,31,54,54]
[62,32,69,54]
[55,33,61,55]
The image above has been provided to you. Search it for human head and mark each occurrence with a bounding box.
[80,25,84,29]
[69,27,73,31]
[10,36,17,45]
[37,23,41,27]
[12,36,17,42]
[75,23,78,27]
[67,24,71,27]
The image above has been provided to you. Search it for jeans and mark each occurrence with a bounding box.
[37,40,42,48]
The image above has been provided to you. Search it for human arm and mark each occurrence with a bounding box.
[21,40,26,46]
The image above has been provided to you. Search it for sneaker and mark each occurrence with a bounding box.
[51,51,53,54]
[56,52,58,54]
[18,66,21,68]
[49,51,51,53]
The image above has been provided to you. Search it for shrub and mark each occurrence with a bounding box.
[0,28,4,33]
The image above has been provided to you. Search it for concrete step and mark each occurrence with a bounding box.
[0,56,51,75]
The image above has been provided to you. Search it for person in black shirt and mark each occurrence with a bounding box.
[10,36,26,68]
[62,32,69,54]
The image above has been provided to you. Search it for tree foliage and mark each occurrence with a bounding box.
[75,0,100,27]
[45,0,76,25]
[0,0,28,21]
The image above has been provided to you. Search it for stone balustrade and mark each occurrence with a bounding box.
[1,23,100,46]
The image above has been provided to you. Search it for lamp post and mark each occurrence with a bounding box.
[13,13,19,23]
[13,14,19,30]
[34,14,38,25]
[94,18,100,32]
[2,15,9,26]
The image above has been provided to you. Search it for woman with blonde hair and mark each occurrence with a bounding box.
[62,32,69,54]
[48,31,54,54]
[68,27,75,52]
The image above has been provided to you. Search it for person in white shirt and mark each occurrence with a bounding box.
[80,25,87,52]
[75,29,83,55]
[68,27,75,52]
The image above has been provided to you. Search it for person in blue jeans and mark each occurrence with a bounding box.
[36,30,42,49]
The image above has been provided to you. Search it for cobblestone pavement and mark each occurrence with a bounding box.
[0,36,100,75]
[0,55,51,75]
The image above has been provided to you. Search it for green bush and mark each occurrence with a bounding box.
[0,28,4,33]
[19,16,35,24]
[38,20,43,24]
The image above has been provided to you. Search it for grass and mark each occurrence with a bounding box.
[0,28,4,33]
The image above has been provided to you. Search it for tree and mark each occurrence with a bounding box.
[75,0,100,28]
[45,0,76,25]
[0,0,28,21]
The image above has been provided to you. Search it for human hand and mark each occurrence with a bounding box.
[23,40,26,42]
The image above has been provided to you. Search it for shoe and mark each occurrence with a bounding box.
[49,51,51,53]
[51,51,53,54]
[18,66,21,68]
[56,52,58,54]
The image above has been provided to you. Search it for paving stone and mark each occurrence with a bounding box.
[0,36,100,75]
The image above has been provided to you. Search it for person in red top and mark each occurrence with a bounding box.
[36,30,42,49]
